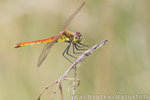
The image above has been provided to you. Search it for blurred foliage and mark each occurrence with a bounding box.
[0,0,150,100]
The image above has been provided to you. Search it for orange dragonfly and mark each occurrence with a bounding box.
[15,1,88,67]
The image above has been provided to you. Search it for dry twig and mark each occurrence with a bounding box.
[38,40,108,100]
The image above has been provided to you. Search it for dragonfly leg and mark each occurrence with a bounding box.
[63,44,77,63]
[72,43,85,54]
[63,45,73,63]
[75,43,83,48]
[66,44,77,59]
[78,42,89,48]
[75,43,88,50]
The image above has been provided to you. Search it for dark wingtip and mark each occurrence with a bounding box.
[37,58,44,68]
[37,61,42,68]
[37,64,41,68]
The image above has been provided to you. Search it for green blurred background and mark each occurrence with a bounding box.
[1,0,150,100]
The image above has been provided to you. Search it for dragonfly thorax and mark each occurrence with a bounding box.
[57,31,82,43]
[73,32,82,43]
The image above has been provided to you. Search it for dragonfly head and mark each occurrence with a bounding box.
[73,32,82,43]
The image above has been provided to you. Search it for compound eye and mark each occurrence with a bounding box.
[75,32,81,38]
[73,32,82,43]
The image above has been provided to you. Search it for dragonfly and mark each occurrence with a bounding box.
[15,1,89,67]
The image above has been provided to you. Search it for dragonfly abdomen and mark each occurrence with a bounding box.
[14,37,55,48]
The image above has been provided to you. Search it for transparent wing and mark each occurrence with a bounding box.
[37,31,64,67]
[37,42,54,67]
[62,1,86,30]
[37,1,86,67]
